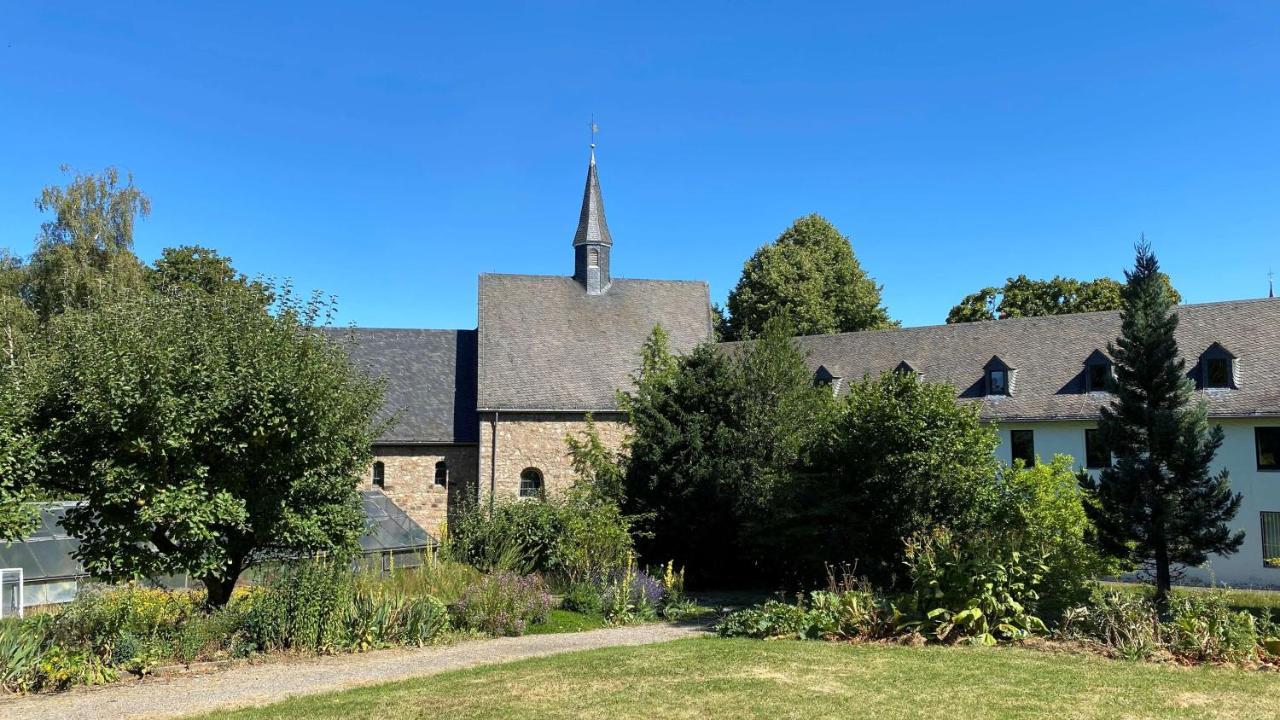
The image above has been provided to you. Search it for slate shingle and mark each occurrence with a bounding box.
[327,328,478,444]
[477,274,712,410]
[727,298,1280,421]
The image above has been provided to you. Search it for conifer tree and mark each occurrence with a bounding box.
[1083,241,1242,606]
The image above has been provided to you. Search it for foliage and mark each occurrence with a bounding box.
[449,572,553,636]
[24,166,151,321]
[150,244,272,302]
[992,455,1116,615]
[623,320,833,583]
[243,562,353,653]
[16,283,384,605]
[448,493,633,584]
[717,589,901,641]
[803,370,1001,585]
[1082,241,1243,605]
[946,273,1182,323]
[601,554,661,625]
[565,414,628,504]
[725,214,894,339]
[902,528,1048,646]
[1165,593,1261,663]
[0,618,47,692]
[1059,591,1165,660]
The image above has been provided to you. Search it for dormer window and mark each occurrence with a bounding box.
[894,361,919,377]
[984,356,1013,396]
[1084,350,1113,393]
[814,365,840,391]
[1198,343,1238,389]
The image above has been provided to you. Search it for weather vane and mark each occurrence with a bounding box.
[589,114,599,149]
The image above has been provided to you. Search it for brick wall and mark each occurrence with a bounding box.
[477,412,628,504]
[366,444,479,537]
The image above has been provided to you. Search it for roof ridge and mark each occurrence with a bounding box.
[774,297,1280,344]
[479,272,706,286]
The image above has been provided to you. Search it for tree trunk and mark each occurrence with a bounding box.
[200,557,244,608]
[1153,525,1172,617]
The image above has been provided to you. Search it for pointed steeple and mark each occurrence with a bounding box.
[573,144,612,294]
[573,148,612,248]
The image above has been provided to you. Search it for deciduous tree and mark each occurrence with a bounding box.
[947,273,1180,323]
[726,215,894,339]
[20,284,384,606]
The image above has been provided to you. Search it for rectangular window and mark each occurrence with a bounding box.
[1087,364,1110,392]
[1010,429,1035,466]
[1258,427,1280,471]
[1262,513,1280,568]
[1206,358,1231,388]
[1085,428,1111,469]
[988,370,1008,395]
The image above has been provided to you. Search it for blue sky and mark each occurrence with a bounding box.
[2,2,1278,329]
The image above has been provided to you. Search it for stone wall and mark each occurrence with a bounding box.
[477,412,628,504]
[366,444,479,537]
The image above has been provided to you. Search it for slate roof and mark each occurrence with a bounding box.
[327,328,478,444]
[732,298,1280,422]
[477,273,713,410]
[573,149,612,247]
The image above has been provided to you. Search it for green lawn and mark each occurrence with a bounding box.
[527,608,609,634]
[203,638,1280,720]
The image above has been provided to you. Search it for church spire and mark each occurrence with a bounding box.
[573,130,612,294]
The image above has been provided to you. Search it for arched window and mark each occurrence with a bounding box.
[519,468,543,499]
[372,461,385,489]
[588,247,600,268]
[434,461,448,487]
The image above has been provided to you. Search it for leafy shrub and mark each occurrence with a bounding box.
[1166,593,1259,663]
[243,561,352,653]
[561,580,604,615]
[902,527,1048,645]
[992,455,1118,615]
[449,494,633,583]
[717,600,816,640]
[1059,591,1164,660]
[450,572,552,636]
[717,590,900,641]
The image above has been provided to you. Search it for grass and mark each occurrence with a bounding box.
[1102,581,1280,621]
[527,609,609,634]
[200,638,1280,720]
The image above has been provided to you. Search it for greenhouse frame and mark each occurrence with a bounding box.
[0,491,436,615]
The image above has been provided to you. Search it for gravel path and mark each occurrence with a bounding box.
[0,623,709,720]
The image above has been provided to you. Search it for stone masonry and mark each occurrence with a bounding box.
[366,445,479,537]
[477,412,628,505]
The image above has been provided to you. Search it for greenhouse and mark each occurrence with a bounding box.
[0,491,436,616]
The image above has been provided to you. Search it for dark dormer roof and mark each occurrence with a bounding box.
[327,328,478,444]
[1084,349,1112,366]
[894,361,919,375]
[478,274,712,411]
[728,298,1280,421]
[984,356,1012,371]
[1201,341,1237,359]
[572,149,612,247]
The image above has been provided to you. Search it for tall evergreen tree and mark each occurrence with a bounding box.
[1082,241,1242,606]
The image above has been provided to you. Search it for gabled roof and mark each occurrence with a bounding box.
[733,298,1280,421]
[478,273,712,410]
[327,328,478,444]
